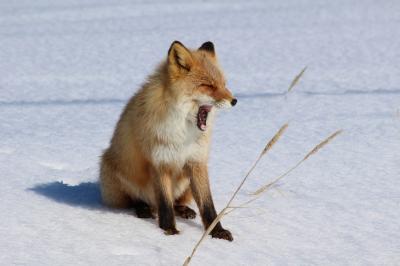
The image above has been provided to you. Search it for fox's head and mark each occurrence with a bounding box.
[166,41,237,131]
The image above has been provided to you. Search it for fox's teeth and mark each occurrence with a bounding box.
[197,105,211,131]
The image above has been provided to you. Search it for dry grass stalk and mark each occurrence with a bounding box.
[262,124,288,155]
[303,130,342,161]
[183,124,289,266]
[287,66,307,93]
[252,129,342,196]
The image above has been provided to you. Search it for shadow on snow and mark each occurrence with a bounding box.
[29,181,103,210]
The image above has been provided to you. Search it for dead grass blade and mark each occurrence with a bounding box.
[262,124,288,156]
[303,130,342,160]
[287,66,307,93]
[252,129,342,196]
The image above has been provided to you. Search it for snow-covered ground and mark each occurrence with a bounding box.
[1,0,399,265]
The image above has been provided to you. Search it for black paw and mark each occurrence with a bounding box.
[211,228,233,241]
[174,205,197,219]
[136,208,155,219]
[133,200,155,219]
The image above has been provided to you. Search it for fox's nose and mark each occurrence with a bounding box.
[231,98,237,106]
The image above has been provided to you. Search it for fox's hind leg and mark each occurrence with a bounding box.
[100,154,131,208]
[132,199,155,219]
[174,188,196,219]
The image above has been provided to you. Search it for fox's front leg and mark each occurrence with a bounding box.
[185,162,233,241]
[154,168,179,235]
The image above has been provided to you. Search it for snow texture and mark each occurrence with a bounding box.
[1,0,399,265]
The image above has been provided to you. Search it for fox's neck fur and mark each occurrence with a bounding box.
[114,62,214,171]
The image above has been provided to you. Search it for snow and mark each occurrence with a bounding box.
[1,0,399,265]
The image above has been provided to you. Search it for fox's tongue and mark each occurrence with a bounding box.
[197,105,212,131]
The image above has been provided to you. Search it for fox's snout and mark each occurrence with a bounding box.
[231,98,237,106]
[218,87,237,107]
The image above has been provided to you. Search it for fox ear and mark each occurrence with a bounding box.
[168,41,193,72]
[198,41,215,56]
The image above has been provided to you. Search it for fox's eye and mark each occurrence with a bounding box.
[200,84,216,90]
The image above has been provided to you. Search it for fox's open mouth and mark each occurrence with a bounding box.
[197,105,212,131]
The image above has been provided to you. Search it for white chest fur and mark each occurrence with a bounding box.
[150,101,212,168]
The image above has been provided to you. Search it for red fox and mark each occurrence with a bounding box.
[100,41,237,241]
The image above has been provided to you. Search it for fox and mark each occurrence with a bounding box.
[100,41,237,241]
